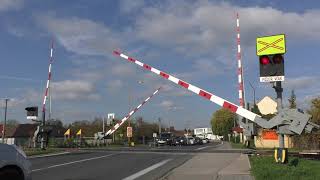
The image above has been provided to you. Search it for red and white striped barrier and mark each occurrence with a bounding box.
[236,13,246,108]
[42,40,54,114]
[112,51,259,122]
[105,87,161,136]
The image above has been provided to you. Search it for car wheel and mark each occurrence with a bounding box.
[0,166,24,180]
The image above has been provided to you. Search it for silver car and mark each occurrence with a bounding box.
[0,144,31,180]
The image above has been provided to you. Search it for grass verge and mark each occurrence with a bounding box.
[24,148,64,156]
[250,155,320,180]
[230,142,245,149]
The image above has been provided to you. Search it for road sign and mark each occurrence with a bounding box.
[153,133,157,138]
[127,126,132,138]
[260,76,284,82]
[256,34,286,56]
[107,113,115,120]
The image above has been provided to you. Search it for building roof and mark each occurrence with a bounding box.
[0,124,17,137]
[12,124,38,138]
[1,123,67,138]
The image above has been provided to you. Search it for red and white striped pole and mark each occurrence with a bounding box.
[42,40,54,125]
[236,13,247,143]
[236,13,246,109]
[105,87,161,136]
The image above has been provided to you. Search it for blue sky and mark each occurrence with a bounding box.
[1,0,320,129]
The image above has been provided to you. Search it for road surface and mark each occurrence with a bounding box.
[30,143,220,180]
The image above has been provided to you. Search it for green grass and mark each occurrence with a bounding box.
[24,148,64,156]
[250,156,320,180]
[231,142,246,149]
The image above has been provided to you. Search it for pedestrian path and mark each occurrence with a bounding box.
[163,142,254,180]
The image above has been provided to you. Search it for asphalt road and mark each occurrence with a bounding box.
[30,142,225,180]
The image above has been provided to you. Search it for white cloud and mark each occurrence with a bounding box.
[120,0,145,14]
[51,80,99,100]
[284,76,320,90]
[72,70,104,82]
[159,99,184,111]
[134,2,320,58]
[0,0,23,12]
[36,14,123,56]
[111,63,136,77]
[107,79,124,92]
[159,100,174,109]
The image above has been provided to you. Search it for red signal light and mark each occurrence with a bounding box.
[260,56,270,65]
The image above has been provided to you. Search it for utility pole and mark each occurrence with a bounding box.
[158,118,161,135]
[2,98,9,143]
[103,117,105,133]
[249,82,256,105]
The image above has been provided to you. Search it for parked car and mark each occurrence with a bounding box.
[186,137,195,145]
[194,137,203,145]
[157,132,174,146]
[202,138,209,144]
[174,136,187,146]
[0,144,31,180]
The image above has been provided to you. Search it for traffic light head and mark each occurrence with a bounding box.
[25,106,38,120]
[259,54,284,82]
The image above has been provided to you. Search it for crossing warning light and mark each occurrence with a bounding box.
[25,106,38,120]
[259,54,284,82]
[257,34,286,82]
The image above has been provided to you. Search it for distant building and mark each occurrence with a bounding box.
[0,124,37,147]
[257,96,277,115]
[0,123,66,147]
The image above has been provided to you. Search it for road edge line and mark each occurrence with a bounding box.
[28,151,70,159]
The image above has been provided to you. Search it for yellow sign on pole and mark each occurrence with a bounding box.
[256,34,286,56]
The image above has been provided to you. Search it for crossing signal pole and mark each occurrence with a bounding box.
[256,34,287,162]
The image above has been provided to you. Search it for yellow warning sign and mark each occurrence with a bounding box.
[256,34,286,56]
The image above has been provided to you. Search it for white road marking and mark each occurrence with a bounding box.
[28,152,70,159]
[122,159,172,180]
[31,153,115,172]
[195,146,211,151]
